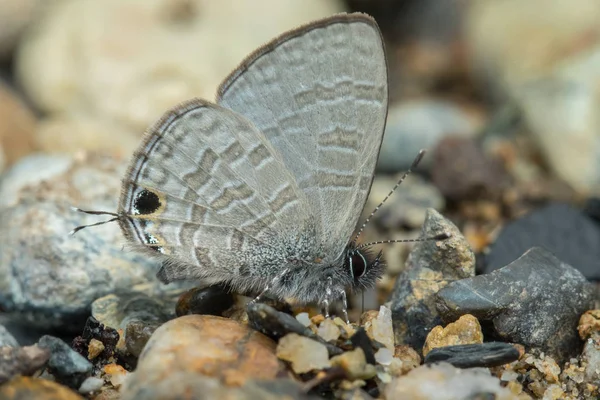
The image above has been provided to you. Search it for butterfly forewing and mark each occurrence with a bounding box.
[217,13,388,257]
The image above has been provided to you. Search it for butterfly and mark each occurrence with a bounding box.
[72,13,447,314]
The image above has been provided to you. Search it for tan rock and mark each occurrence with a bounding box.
[330,348,376,381]
[0,376,83,400]
[578,309,600,339]
[423,314,483,356]
[121,315,284,398]
[0,81,37,166]
[0,0,41,59]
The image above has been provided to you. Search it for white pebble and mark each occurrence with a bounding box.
[78,377,104,393]
[374,347,394,366]
[295,312,311,327]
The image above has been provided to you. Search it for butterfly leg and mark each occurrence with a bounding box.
[249,267,290,304]
[339,289,349,324]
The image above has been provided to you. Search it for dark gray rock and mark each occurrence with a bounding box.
[38,335,92,388]
[247,302,343,356]
[389,209,475,353]
[484,203,600,280]
[0,323,19,347]
[424,342,520,368]
[0,345,50,384]
[436,247,594,361]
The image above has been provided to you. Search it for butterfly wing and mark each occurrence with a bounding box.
[118,99,310,284]
[217,13,388,258]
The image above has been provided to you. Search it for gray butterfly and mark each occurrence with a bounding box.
[73,13,439,311]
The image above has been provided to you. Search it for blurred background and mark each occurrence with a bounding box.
[1,0,600,338]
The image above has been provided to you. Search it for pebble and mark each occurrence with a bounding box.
[583,333,600,382]
[175,284,235,317]
[423,314,483,356]
[431,136,510,201]
[277,333,331,374]
[376,100,483,173]
[0,79,37,166]
[484,203,600,280]
[0,345,50,384]
[0,0,40,59]
[71,316,120,365]
[330,348,377,381]
[77,376,104,394]
[121,315,284,398]
[389,208,475,352]
[385,362,520,400]
[368,305,394,351]
[374,347,394,366]
[247,302,343,356]
[317,319,340,342]
[0,153,188,332]
[578,310,600,339]
[295,312,311,327]
[424,342,521,368]
[38,335,93,389]
[436,247,594,361]
[0,376,84,400]
[0,323,19,347]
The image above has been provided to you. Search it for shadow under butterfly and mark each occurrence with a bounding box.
[71,13,449,322]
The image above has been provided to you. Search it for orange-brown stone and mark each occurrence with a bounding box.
[0,376,83,400]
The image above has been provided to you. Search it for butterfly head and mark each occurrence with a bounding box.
[343,244,384,292]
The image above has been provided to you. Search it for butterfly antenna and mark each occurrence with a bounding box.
[69,207,121,236]
[352,149,426,244]
[356,231,451,250]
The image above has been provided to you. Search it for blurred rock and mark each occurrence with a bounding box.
[389,209,475,353]
[466,0,600,193]
[277,333,331,374]
[121,315,284,398]
[0,80,37,166]
[0,324,19,347]
[484,203,600,280]
[0,0,41,59]
[436,247,594,361]
[0,345,50,383]
[377,100,483,173]
[385,362,520,400]
[0,376,84,400]
[0,153,191,332]
[175,284,235,317]
[35,115,140,158]
[423,314,483,356]
[431,136,510,202]
[424,342,520,369]
[0,143,5,174]
[38,335,92,389]
[15,0,344,131]
[77,376,103,395]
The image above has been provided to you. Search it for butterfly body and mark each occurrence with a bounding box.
[115,13,388,305]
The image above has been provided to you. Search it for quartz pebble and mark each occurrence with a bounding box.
[330,348,377,381]
[295,313,311,327]
[78,376,104,394]
[276,333,330,374]
[317,319,340,342]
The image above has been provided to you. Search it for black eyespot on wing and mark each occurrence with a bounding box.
[134,189,161,215]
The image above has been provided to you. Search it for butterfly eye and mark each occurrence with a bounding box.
[348,250,368,281]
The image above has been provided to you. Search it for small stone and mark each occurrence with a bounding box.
[349,328,376,366]
[175,284,235,317]
[276,333,330,374]
[582,333,600,381]
[120,315,283,399]
[431,136,509,201]
[317,319,340,342]
[579,310,600,339]
[0,376,84,400]
[370,305,394,351]
[394,345,421,370]
[330,348,377,381]
[125,320,161,358]
[87,339,104,360]
[247,302,342,356]
[374,348,394,366]
[424,342,520,368]
[78,376,104,394]
[0,345,50,383]
[436,247,594,361]
[385,362,519,400]
[0,324,19,347]
[38,335,92,389]
[103,363,128,388]
[423,314,483,356]
[390,209,475,352]
[295,312,311,327]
